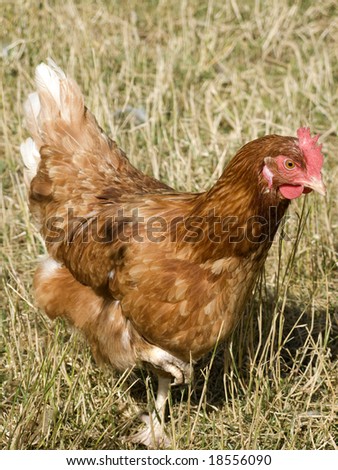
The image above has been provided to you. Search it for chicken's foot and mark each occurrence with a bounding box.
[129,376,171,448]
[138,346,192,385]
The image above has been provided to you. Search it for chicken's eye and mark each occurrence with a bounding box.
[284,159,296,170]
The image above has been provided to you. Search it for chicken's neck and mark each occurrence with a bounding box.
[186,162,290,263]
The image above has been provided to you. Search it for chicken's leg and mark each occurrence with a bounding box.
[130,376,171,448]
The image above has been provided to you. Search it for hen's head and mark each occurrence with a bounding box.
[262,127,325,200]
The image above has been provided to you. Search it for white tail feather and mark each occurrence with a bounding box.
[20,137,41,185]
[24,92,41,121]
[23,92,41,145]
[35,58,66,109]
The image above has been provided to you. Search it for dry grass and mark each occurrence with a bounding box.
[1,0,338,450]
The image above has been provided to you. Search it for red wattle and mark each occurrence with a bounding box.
[279,184,304,200]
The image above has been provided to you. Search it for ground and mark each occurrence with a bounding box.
[1,0,337,450]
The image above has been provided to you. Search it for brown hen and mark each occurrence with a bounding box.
[21,59,325,447]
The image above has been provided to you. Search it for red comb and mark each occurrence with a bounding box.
[297,127,324,175]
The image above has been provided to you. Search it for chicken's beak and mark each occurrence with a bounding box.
[303,177,326,196]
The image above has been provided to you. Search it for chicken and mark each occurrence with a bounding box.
[20,59,326,447]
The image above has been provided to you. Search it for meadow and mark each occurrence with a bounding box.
[1,0,337,449]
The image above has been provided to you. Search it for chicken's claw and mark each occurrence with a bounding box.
[139,347,192,385]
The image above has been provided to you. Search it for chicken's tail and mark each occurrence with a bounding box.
[20,59,74,185]
[20,58,118,189]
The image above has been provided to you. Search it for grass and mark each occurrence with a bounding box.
[1,0,337,450]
